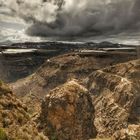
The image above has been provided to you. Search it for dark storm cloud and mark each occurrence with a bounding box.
[1,0,140,38]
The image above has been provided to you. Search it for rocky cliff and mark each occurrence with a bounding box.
[86,59,140,139]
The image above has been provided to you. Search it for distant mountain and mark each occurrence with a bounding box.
[0,40,13,46]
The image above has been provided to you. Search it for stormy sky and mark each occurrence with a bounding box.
[0,0,140,44]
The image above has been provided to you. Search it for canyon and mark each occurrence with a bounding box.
[0,41,140,140]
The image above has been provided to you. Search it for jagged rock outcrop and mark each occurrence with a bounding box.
[0,80,48,140]
[38,80,97,140]
[86,59,140,138]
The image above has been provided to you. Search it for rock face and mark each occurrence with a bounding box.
[0,80,48,140]
[86,59,140,138]
[38,80,97,140]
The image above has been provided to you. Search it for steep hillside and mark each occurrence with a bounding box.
[86,59,140,139]
[10,52,136,113]
[0,81,48,140]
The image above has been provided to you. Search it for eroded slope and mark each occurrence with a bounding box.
[86,59,140,139]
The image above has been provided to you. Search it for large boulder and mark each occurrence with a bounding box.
[38,80,97,140]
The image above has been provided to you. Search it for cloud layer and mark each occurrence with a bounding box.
[1,0,140,38]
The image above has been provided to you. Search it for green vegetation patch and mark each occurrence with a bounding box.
[0,128,8,140]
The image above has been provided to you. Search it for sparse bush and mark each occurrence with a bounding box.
[0,128,8,140]
[50,135,58,140]
[17,113,24,124]
[0,80,3,86]
[0,81,11,95]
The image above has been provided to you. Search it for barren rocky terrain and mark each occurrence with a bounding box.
[0,42,140,140]
[10,51,136,114]
[86,59,140,139]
